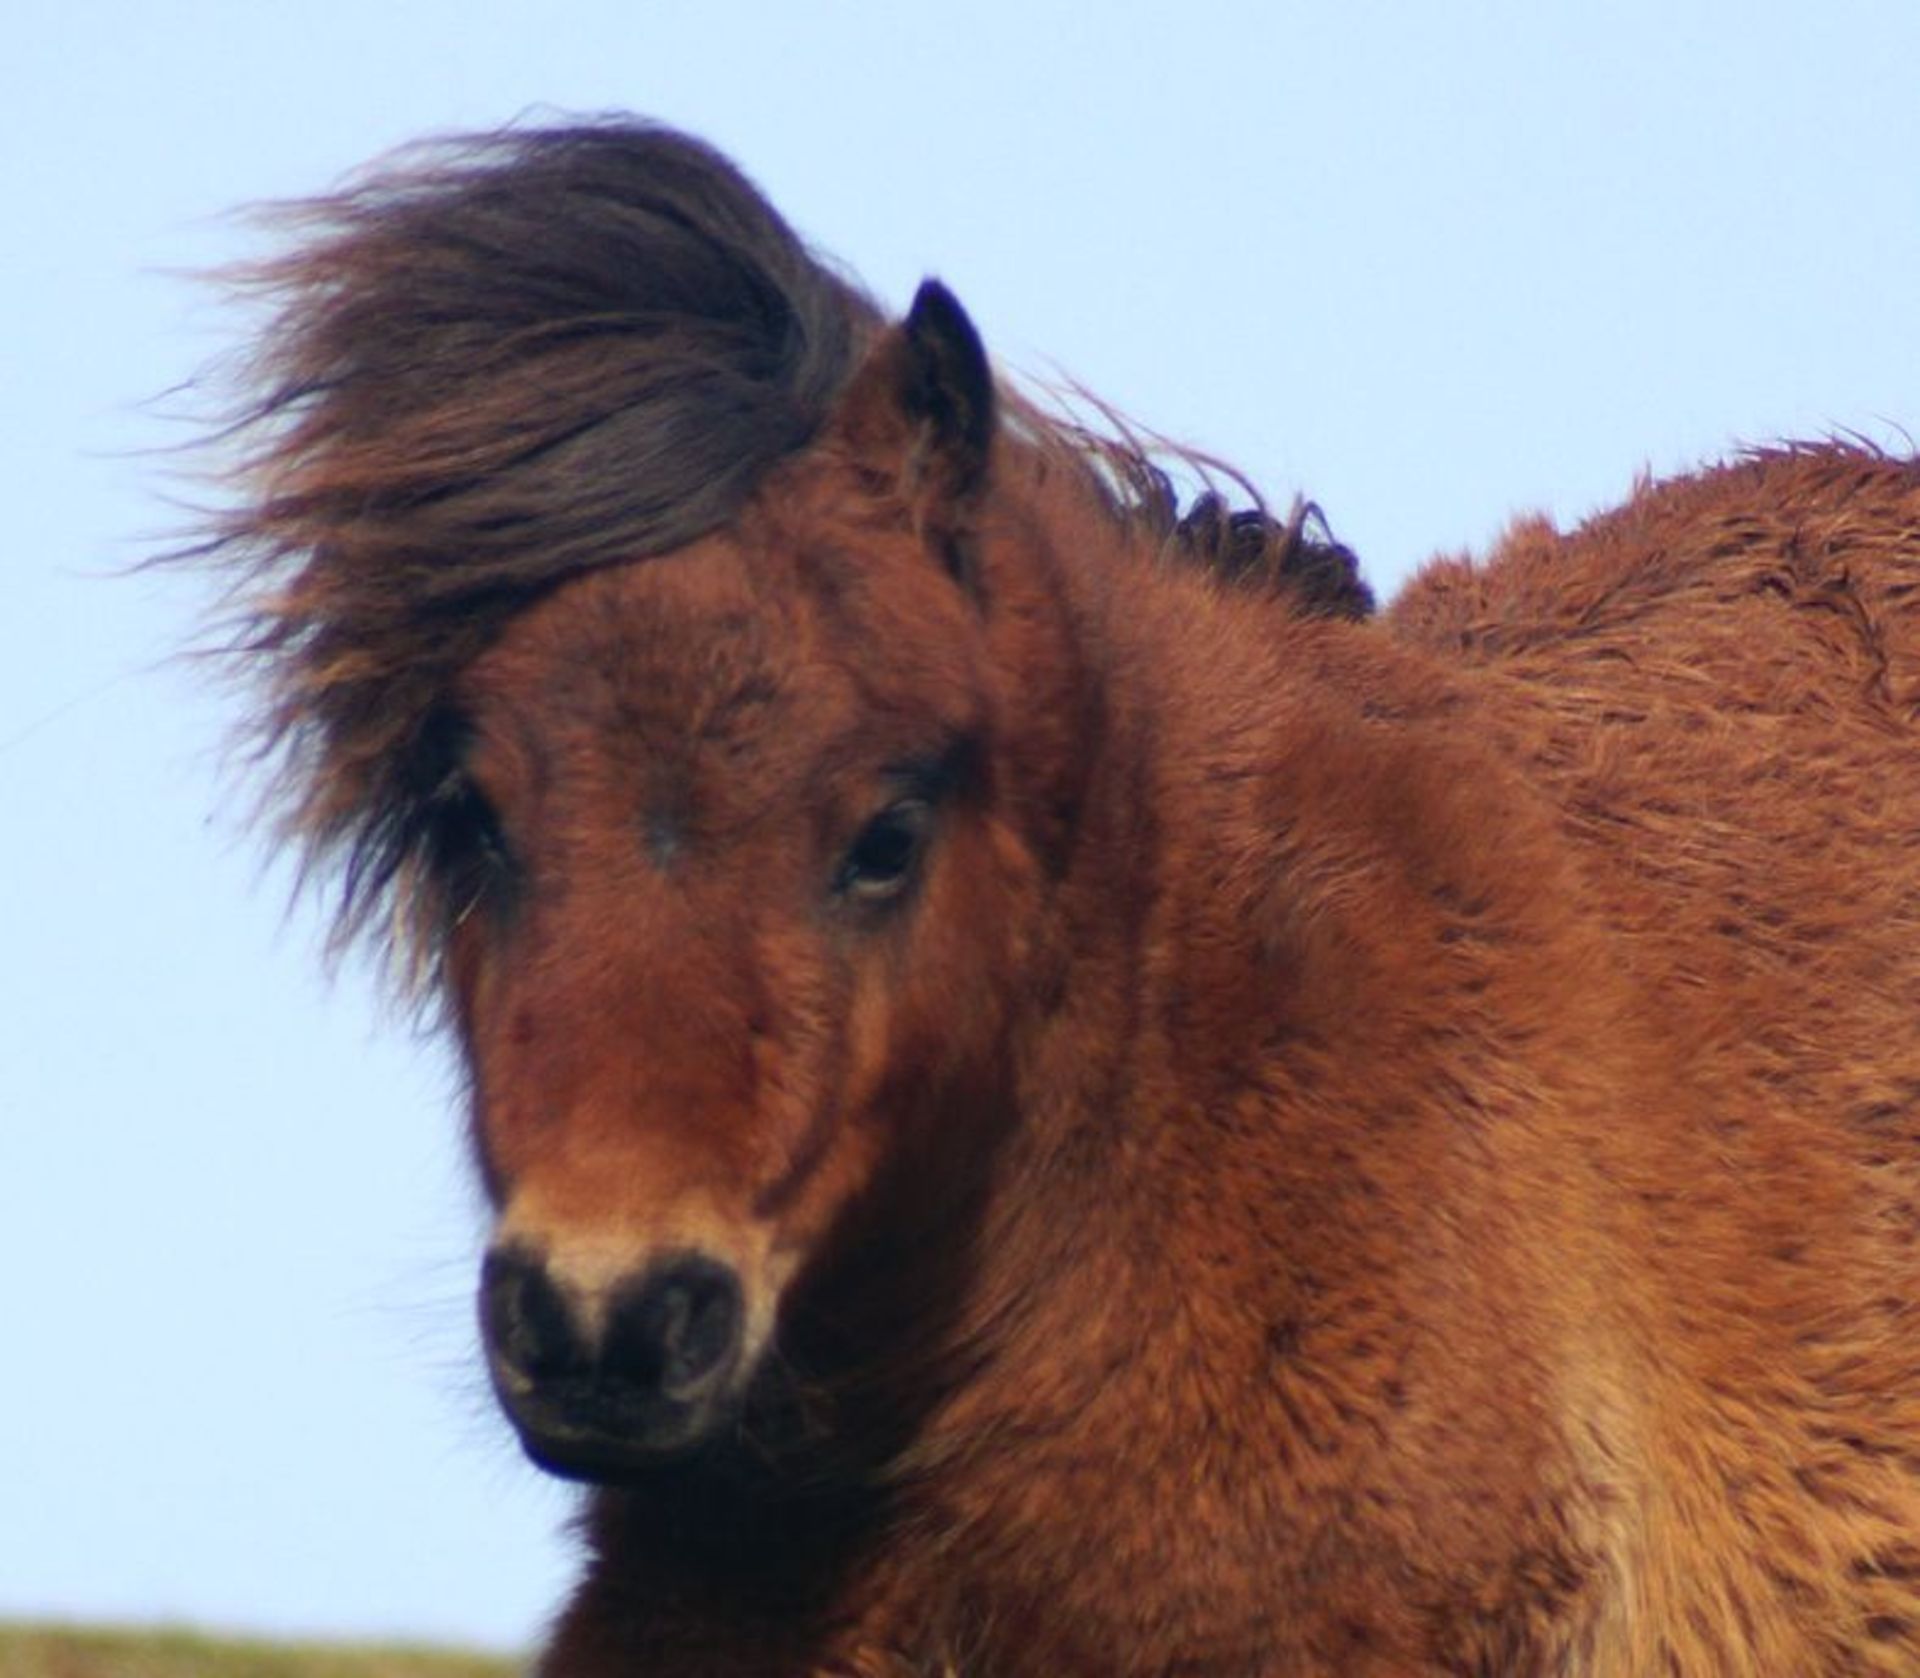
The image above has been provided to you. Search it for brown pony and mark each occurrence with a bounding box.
[196,120,1920,1674]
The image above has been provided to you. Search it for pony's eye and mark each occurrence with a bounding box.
[837,800,933,901]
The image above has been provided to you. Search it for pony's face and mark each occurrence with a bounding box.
[447,290,1051,1479]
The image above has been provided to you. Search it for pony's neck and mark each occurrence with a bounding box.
[983,445,1316,1225]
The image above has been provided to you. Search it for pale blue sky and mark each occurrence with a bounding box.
[5,0,1917,1654]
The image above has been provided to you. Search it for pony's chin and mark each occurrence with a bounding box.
[511,1406,732,1484]
[499,1384,741,1485]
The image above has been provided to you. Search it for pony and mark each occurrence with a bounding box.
[193,120,1920,1674]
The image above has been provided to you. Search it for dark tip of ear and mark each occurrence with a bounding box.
[901,279,994,496]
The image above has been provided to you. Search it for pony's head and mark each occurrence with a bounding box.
[453,283,1078,1475]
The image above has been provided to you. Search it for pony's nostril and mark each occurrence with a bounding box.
[481,1246,586,1382]
[603,1255,744,1398]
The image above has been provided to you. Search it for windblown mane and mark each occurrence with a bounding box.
[186,118,1367,977]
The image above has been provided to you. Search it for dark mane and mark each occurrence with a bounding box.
[1167,486,1371,619]
[1017,396,1373,620]
[187,118,1366,973]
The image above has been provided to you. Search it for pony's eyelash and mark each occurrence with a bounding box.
[882,734,979,805]
[420,776,517,921]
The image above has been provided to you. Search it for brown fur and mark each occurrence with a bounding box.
[191,121,1920,1674]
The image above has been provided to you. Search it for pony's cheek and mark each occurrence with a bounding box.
[445,918,498,1044]
[461,1033,559,1193]
[914,820,1043,1033]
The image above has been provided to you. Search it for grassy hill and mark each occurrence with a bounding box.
[0,1624,520,1678]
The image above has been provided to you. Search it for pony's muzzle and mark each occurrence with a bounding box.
[480,1243,745,1479]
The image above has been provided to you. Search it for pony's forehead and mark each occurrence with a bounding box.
[464,540,812,738]
[456,525,983,776]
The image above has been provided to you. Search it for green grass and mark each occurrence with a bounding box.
[0,1624,521,1678]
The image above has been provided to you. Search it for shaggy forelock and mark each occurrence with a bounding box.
[187,119,884,976]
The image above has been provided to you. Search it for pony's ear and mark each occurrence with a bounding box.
[835,280,996,547]
[895,279,994,503]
